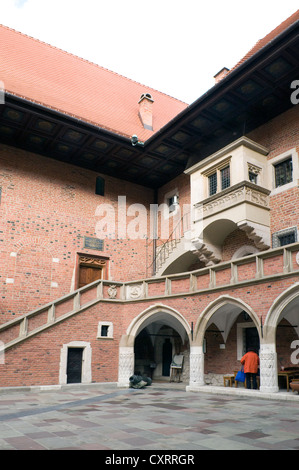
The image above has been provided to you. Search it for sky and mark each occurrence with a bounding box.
[1,0,299,104]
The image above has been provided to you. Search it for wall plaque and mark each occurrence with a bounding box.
[83,236,104,251]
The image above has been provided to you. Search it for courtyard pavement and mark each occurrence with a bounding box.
[0,381,298,452]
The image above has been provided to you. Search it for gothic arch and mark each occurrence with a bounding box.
[120,303,192,348]
[118,304,191,386]
[193,295,261,346]
[264,282,299,344]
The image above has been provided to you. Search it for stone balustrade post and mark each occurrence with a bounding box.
[117,346,134,387]
[259,343,279,393]
[186,346,205,391]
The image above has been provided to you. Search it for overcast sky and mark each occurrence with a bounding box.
[1,1,299,104]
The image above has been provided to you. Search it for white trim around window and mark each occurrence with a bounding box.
[269,148,299,196]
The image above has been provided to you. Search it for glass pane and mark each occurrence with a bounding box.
[274,158,292,187]
[209,173,217,195]
[221,166,230,190]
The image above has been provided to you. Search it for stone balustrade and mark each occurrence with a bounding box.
[1,242,299,351]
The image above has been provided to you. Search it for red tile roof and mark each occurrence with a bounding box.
[229,9,299,73]
[1,10,298,142]
[0,24,187,142]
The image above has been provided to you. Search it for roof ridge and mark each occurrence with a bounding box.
[0,23,187,105]
[229,9,299,73]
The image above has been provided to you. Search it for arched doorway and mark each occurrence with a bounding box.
[118,305,191,386]
[263,285,299,392]
[191,296,261,388]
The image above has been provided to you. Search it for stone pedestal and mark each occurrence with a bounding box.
[259,343,279,393]
[118,347,134,387]
[186,346,205,391]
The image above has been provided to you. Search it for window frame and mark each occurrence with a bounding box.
[97,321,114,339]
[204,157,231,197]
[274,157,293,188]
[270,148,298,196]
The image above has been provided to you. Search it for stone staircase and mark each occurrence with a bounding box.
[152,212,191,275]
[0,279,115,352]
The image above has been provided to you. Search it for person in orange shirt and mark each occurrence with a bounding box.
[240,348,260,389]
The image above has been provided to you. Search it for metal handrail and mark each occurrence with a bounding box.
[149,211,191,274]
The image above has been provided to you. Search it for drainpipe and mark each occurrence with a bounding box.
[152,189,158,276]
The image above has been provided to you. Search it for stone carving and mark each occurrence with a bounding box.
[259,350,278,392]
[127,284,143,300]
[118,348,134,386]
[189,349,205,386]
[202,182,270,218]
[79,256,106,267]
[107,285,117,299]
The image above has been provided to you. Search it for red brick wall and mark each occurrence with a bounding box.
[222,229,256,261]
[248,106,299,238]
[0,144,154,323]
[1,273,298,387]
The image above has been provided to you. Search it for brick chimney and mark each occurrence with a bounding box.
[138,93,154,131]
[214,67,230,84]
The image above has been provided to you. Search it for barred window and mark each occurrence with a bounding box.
[278,232,296,246]
[272,227,297,248]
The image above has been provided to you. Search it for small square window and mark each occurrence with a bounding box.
[274,158,292,188]
[249,171,258,184]
[272,227,297,248]
[278,232,296,246]
[97,321,113,339]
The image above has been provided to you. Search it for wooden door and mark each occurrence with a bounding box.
[78,255,106,288]
[78,265,102,288]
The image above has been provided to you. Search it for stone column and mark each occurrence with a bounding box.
[186,346,205,391]
[259,343,279,393]
[117,346,134,387]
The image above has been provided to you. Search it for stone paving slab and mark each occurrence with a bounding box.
[0,383,298,451]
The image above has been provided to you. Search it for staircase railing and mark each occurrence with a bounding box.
[149,211,191,274]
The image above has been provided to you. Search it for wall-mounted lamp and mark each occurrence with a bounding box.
[131,135,144,147]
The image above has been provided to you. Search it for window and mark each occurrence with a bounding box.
[167,194,179,213]
[204,158,231,197]
[248,163,261,185]
[101,325,109,337]
[97,321,113,339]
[221,166,230,190]
[249,171,258,184]
[272,227,297,248]
[95,176,105,196]
[278,232,296,246]
[209,173,217,196]
[274,158,292,188]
